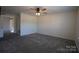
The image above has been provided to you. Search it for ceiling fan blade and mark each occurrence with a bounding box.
[42,8,47,11]
[30,8,35,10]
[41,9,47,13]
[26,7,48,15]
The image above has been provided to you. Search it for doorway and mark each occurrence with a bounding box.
[10,17,15,33]
[3,16,16,38]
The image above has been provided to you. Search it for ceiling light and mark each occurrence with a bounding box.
[36,13,40,16]
[30,7,47,16]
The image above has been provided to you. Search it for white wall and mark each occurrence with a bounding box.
[38,11,76,40]
[0,14,15,38]
[76,9,79,39]
[0,15,10,38]
[15,14,20,34]
[20,13,37,36]
[0,15,3,38]
[1,15,10,33]
[75,8,79,51]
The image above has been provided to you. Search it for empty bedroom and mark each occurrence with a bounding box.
[0,6,79,53]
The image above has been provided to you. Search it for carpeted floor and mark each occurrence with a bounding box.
[0,33,78,53]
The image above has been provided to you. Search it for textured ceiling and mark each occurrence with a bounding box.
[1,6,78,15]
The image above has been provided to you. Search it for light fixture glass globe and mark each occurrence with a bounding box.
[36,13,38,15]
[36,13,40,15]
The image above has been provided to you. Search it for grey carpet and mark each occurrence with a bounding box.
[0,33,78,53]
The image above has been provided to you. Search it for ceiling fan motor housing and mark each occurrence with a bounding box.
[37,8,40,13]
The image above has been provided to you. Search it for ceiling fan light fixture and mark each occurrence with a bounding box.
[30,7,47,16]
[36,12,40,16]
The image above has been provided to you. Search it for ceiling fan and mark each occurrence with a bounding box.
[30,7,47,16]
